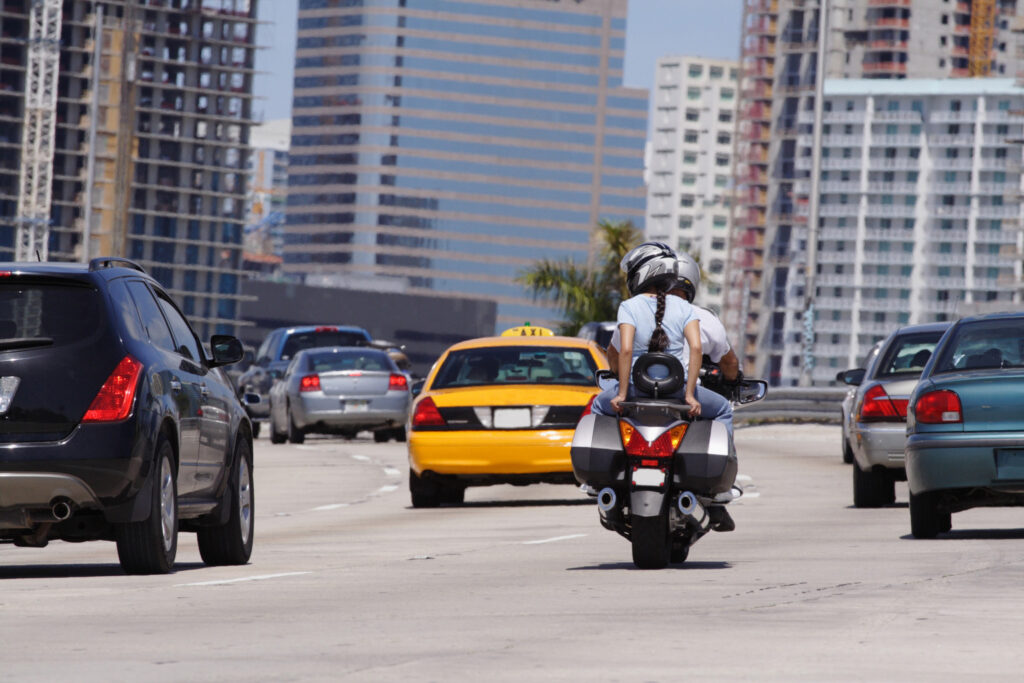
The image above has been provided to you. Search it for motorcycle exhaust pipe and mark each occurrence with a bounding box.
[51,499,73,522]
[597,487,617,512]
[677,491,704,521]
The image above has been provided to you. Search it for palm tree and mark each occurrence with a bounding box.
[519,220,642,335]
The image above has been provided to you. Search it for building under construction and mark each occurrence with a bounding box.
[0,0,257,337]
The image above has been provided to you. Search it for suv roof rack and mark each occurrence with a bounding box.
[89,257,147,274]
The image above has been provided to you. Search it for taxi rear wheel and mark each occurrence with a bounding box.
[409,469,440,508]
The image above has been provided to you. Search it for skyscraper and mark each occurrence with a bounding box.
[285,0,647,329]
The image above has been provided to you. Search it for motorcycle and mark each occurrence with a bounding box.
[571,353,767,569]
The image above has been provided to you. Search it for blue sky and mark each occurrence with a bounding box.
[253,1,743,122]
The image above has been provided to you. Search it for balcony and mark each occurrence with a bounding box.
[820,204,860,217]
[871,134,918,147]
[929,157,973,170]
[860,298,913,312]
[929,205,971,218]
[977,205,1019,219]
[930,134,975,147]
[815,273,856,286]
[820,158,864,170]
[872,110,921,122]
[868,0,911,5]
[867,181,916,193]
[929,111,977,123]
[866,39,909,51]
[749,18,776,35]
[822,111,869,123]
[865,204,916,218]
[862,251,914,265]
[863,61,908,75]
[821,181,863,194]
[871,17,910,29]
[745,0,778,12]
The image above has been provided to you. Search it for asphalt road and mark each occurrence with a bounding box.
[3,424,1024,681]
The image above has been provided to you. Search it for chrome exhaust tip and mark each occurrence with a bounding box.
[677,491,703,519]
[51,499,73,522]
[597,487,617,512]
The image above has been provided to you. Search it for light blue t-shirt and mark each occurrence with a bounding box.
[616,294,698,373]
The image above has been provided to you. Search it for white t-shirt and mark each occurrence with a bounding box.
[611,302,731,363]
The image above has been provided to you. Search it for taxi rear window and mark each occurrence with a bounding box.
[432,346,597,389]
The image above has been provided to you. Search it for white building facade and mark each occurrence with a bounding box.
[646,56,739,312]
[799,79,1024,383]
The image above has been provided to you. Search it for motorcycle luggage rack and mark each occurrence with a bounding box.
[618,400,692,421]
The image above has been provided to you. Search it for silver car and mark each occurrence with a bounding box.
[268,346,411,445]
[837,322,951,508]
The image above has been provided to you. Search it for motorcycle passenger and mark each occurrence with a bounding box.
[592,242,703,417]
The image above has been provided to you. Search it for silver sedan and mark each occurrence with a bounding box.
[268,346,411,444]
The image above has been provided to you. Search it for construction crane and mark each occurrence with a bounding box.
[969,0,996,77]
[15,0,62,262]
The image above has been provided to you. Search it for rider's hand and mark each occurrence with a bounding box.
[685,395,701,417]
[610,395,626,413]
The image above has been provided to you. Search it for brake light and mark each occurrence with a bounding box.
[619,422,687,457]
[412,396,445,427]
[859,384,907,422]
[315,326,338,332]
[389,373,408,391]
[915,389,963,424]
[299,374,321,392]
[82,356,143,423]
[579,395,596,419]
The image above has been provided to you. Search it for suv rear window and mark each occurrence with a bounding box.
[0,283,100,347]
[875,331,945,378]
[432,346,597,389]
[281,330,368,360]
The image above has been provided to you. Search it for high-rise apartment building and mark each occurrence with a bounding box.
[0,0,258,338]
[730,0,1021,385]
[285,0,647,329]
[800,78,1023,382]
[246,117,289,257]
[646,56,739,313]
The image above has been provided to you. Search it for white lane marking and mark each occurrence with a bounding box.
[350,454,370,462]
[523,534,587,545]
[377,484,399,494]
[177,571,311,587]
[736,474,752,483]
[296,445,321,451]
[383,466,402,477]
[311,503,350,511]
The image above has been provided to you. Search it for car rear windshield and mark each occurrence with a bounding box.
[0,283,100,348]
[934,319,1024,373]
[432,346,598,389]
[874,331,946,378]
[306,349,393,373]
[281,330,367,360]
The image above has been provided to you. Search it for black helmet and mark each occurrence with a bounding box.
[620,242,678,296]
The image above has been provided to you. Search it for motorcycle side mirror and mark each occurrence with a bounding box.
[735,379,768,404]
[837,368,865,386]
[594,369,615,388]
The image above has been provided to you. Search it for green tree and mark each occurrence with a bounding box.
[519,220,642,335]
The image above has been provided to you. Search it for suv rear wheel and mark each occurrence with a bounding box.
[198,438,254,565]
[116,437,178,574]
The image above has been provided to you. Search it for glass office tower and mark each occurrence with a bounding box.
[286,0,647,329]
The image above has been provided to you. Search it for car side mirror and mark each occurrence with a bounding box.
[209,335,243,368]
[838,368,865,386]
[735,379,768,404]
[242,393,261,406]
[269,369,284,381]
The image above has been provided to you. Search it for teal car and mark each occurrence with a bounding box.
[906,313,1024,538]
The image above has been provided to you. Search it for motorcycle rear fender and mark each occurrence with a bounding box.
[570,414,626,488]
[630,489,666,518]
[672,419,737,494]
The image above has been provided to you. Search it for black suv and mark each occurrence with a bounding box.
[0,258,255,574]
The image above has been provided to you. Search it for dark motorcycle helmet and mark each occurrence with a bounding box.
[620,242,678,296]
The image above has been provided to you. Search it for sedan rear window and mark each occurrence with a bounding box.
[432,346,598,389]
[281,330,367,360]
[307,349,393,373]
[934,319,1024,373]
[875,331,945,378]
[0,283,101,348]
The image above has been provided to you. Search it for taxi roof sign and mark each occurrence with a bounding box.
[501,324,554,337]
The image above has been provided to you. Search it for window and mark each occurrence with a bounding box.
[678,216,692,229]
[681,173,697,185]
[886,124,898,135]
[712,237,726,250]
[720,88,735,100]
[887,100,899,112]
[686,87,701,100]
[715,154,730,167]
[688,63,703,77]
[714,175,729,187]
[684,130,699,143]
[683,151,697,163]
[157,293,203,363]
[680,195,695,207]
[718,111,732,123]
[685,108,700,121]
[709,66,723,79]
[713,215,727,228]
[717,132,731,145]
[126,282,175,353]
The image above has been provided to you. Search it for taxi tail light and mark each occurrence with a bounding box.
[619,422,687,458]
[915,389,963,424]
[299,374,321,392]
[579,395,596,420]
[82,356,143,423]
[389,373,408,391]
[412,396,445,427]
[859,384,907,422]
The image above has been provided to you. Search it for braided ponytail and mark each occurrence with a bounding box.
[648,290,668,352]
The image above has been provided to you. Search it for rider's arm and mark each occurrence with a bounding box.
[683,319,702,415]
[604,342,619,378]
[615,324,634,403]
[719,348,740,382]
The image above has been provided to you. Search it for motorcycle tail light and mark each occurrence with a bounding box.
[389,373,408,391]
[858,384,907,422]
[299,374,321,392]
[82,356,143,423]
[620,422,687,458]
[412,396,445,427]
[915,389,962,424]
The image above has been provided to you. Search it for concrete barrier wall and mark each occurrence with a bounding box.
[734,387,848,424]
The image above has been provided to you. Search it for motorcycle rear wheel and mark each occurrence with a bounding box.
[631,513,670,569]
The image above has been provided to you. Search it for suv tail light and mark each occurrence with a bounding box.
[299,374,321,392]
[915,389,963,424]
[859,384,907,422]
[82,356,143,423]
[619,422,687,457]
[389,373,408,391]
[412,397,445,427]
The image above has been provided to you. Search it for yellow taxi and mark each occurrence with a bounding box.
[407,325,609,507]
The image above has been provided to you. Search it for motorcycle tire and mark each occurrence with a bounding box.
[631,513,670,569]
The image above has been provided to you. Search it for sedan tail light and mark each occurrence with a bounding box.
[859,384,907,422]
[915,389,963,424]
[299,374,321,392]
[619,422,687,457]
[412,396,445,427]
[82,356,143,423]
[579,395,596,420]
[389,373,408,391]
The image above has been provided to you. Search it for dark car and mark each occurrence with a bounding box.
[236,325,372,432]
[0,258,254,574]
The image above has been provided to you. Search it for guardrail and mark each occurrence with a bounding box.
[734,387,847,424]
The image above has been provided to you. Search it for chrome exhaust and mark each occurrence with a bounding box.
[597,487,617,512]
[677,491,704,521]
[51,499,73,522]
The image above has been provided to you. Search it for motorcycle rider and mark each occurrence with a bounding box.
[591,242,703,418]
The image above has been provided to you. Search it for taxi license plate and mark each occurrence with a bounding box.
[632,468,665,488]
[343,400,369,413]
[493,408,531,429]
